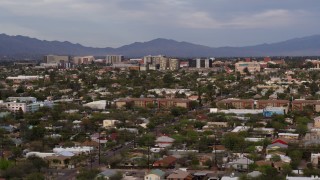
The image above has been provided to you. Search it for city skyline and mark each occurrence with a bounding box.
[0,0,319,48]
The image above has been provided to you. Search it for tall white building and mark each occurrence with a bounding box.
[106,55,124,64]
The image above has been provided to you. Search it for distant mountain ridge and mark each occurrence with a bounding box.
[0,33,320,58]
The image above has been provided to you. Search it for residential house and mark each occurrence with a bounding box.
[103,119,119,128]
[144,169,165,180]
[314,116,320,128]
[167,170,193,180]
[311,153,320,167]
[45,155,72,169]
[227,157,254,171]
[153,156,177,168]
[96,169,120,179]
[266,143,288,154]
[278,133,299,140]
[155,136,175,148]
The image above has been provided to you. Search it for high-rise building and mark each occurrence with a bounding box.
[44,55,69,64]
[73,56,95,65]
[169,59,180,70]
[159,57,169,70]
[106,55,124,64]
[196,58,212,68]
[143,55,165,65]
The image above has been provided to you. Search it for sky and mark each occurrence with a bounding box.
[0,0,319,48]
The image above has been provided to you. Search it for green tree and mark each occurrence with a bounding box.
[109,171,123,180]
[26,172,45,180]
[76,168,100,180]
[27,156,48,172]
[222,133,246,151]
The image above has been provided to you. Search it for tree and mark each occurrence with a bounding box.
[137,133,155,147]
[281,164,292,176]
[26,172,45,180]
[27,156,48,172]
[222,133,246,151]
[258,165,278,178]
[16,86,24,94]
[243,67,251,75]
[0,159,12,170]
[109,171,123,180]
[76,168,100,180]
[271,155,281,162]
[171,107,188,117]
[288,150,303,169]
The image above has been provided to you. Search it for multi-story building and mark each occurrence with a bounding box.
[106,55,124,64]
[216,98,255,109]
[196,58,212,68]
[0,97,54,113]
[217,98,289,109]
[73,56,95,65]
[256,100,289,109]
[2,102,27,112]
[314,116,320,128]
[143,55,166,66]
[115,98,191,109]
[159,57,169,70]
[169,59,180,70]
[292,99,320,112]
[235,61,261,74]
[6,75,41,83]
[7,97,37,103]
[44,55,69,64]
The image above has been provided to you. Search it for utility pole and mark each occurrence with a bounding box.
[98,130,101,165]
[147,144,150,170]
[214,131,217,167]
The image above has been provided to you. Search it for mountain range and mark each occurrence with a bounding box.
[0,33,320,58]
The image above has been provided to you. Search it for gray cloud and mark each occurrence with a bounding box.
[0,0,319,47]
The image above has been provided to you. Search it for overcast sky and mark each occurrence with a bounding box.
[0,0,319,48]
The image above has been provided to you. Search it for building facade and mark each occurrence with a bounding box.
[73,56,95,65]
[106,55,124,64]
[44,55,69,64]
[235,61,261,74]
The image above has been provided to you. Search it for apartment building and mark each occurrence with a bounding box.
[217,99,289,109]
[216,98,255,109]
[256,100,289,109]
[0,97,53,113]
[159,57,169,70]
[292,99,320,112]
[143,55,166,66]
[169,59,180,70]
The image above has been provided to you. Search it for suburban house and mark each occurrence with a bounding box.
[155,135,175,148]
[266,143,288,154]
[227,157,254,171]
[103,119,119,128]
[144,169,165,180]
[96,169,120,179]
[167,170,193,180]
[153,156,177,168]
